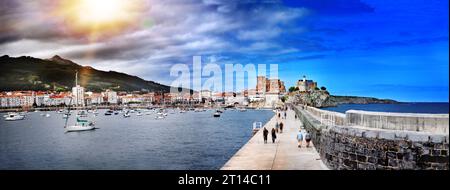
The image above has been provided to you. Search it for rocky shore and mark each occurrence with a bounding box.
[291,90,398,108]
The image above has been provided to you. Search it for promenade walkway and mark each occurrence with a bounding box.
[221,109,328,170]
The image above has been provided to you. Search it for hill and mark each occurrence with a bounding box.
[0,55,171,92]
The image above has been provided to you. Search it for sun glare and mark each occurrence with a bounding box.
[55,0,146,40]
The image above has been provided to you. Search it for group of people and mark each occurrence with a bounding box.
[296,129,311,148]
[262,106,312,148]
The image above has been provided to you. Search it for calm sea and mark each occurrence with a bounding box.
[0,109,274,170]
[322,102,449,114]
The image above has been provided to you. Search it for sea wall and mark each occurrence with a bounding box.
[346,110,448,134]
[293,105,449,170]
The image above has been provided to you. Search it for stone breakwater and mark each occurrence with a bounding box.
[293,105,449,170]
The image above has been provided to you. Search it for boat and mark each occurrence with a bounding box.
[155,115,164,119]
[105,110,113,116]
[65,117,95,132]
[57,109,65,114]
[45,113,51,118]
[136,112,143,116]
[64,71,96,133]
[123,111,131,118]
[77,110,88,117]
[213,112,221,117]
[179,110,186,113]
[62,113,69,119]
[4,113,25,121]
[3,112,15,118]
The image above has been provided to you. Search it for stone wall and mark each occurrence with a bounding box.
[293,105,449,170]
[346,110,449,134]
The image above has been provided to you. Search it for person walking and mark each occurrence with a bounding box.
[279,122,284,133]
[263,127,269,144]
[297,129,303,148]
[284,111,287,119]
[275,122,279,133]
[305,131,312,148]
[295,114,297,120]
[271,128,277,143]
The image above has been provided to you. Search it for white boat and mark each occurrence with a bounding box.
[145,111,152,115]
[179,110,186,113]
[3,112,15,118]
[77,110,88,117]
[213,112,221,117]
[65,117,95,132]
[136,112,143,116]
[155,115,164,119]
[45,113,51,118]
[64,71,96,133]
[123,112,131,118]
[62,114,69,119]
[4,113,25,121]
[57,109,65,114]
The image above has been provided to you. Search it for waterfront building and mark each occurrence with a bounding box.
[71,73,84,106]
[72,85,85,106]
[104,89,118,104]
[256,76,268,94]
[297,75,317,92]
[87,92,103,105]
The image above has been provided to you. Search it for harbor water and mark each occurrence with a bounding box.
[0,109,274,170]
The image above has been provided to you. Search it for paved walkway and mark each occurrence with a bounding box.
[221,109,328,170]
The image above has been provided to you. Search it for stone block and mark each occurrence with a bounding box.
[357,155,367,162]
[408,134,430,142]
[430,135,447,143]
[378,131,396,140]
[368,157,377,164]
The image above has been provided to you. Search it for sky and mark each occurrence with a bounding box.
[0,0,448,102]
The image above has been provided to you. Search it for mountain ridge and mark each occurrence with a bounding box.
[0,55,171,93]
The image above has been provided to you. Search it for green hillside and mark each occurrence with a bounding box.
[0,55,170,92]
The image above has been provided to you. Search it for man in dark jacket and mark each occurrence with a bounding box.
[263,127,269,144]
[271,128,277,143]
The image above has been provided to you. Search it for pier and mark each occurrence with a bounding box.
[221,109,328,170]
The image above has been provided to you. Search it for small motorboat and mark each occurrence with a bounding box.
[213,112,221,117]
[123,111,131,118]
[105,110,113,116]
[4,113,25,121]
[65,117,95,132]
[136,112,143,116]
[45,113,51,118]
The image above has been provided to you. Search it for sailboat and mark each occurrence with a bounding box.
[64,71,96,132]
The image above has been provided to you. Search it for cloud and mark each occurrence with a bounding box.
[283,0,374,15]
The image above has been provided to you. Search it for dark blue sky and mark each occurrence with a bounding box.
[1,0,448,102]
[277,0,449,102]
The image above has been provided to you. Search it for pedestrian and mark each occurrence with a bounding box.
[295,114,297,120]
[305,131,312,148]
[297,129,303,148]
[279,122,284,133]
[275,122,279,133]
[263,127,269,144]
[278,112,281,119]
[271,128,277,143]
[284,112,287,119]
